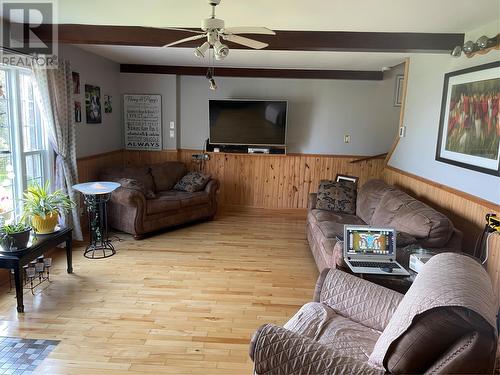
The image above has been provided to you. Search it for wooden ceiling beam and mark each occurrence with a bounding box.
[120,64,383,80]
[27,24,464,53]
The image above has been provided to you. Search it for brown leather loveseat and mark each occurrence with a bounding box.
[99,161,219,239]
[250,252,497,374]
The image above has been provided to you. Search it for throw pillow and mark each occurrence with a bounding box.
[316,180,357,214]
[174,172,211,193]
[118,178,156,199]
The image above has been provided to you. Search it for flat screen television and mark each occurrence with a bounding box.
[209,100,288,146]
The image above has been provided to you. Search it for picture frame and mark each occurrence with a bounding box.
[74,101,81,123]
[435,61,500,176]
[394,74,404,107]
[85,84,102,124]
[123,94,162,150]
[335,174,359,185]
[104,95,112,113]
[72,72,80,94]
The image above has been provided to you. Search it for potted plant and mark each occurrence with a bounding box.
[22,181,75,234]
[0,221,31,251]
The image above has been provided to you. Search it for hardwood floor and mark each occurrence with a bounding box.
[0,208,318,374]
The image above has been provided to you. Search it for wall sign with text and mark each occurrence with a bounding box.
[124,94,162,150]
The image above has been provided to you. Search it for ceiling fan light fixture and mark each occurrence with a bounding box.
[214,40,229,60]
[194,41,210,58]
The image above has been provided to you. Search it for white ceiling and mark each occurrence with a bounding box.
[77,45,410,71]
[16,0,498,70]
[51,0,498,33]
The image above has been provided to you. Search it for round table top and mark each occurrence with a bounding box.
[72,181,120,195]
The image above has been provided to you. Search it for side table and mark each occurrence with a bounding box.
[338,264,416,294]
[73,182,120,259]
[0,228,73,313]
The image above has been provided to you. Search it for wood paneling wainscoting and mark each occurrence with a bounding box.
[77,149,125,183]
[382,166,500,302]
[123,150,385,209]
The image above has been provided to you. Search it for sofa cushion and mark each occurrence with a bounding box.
[100,166,156,198]
[156,190,209,209]
[284,302,380,361]
[316,180,357,214]
[318,221,348,240]
[309,209,366,226]
[371,190,453,248]
[396,232,418,247]
[356,180,397,223]
[150,162,187,191]
[174,171,211,193]
[146,194,181,215]
[117,178,156,199]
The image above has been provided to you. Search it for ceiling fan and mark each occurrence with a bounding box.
[163,0,276,60]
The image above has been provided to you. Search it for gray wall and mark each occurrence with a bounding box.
[389,21,500,204]
[120,73,178,149]
[178,72,402,154]
[59,45,122,158]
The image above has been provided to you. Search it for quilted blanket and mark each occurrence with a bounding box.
[369,252,497,368]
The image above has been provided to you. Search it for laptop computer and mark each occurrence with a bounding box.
[343,225,410,276]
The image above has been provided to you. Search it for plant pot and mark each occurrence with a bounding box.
[31,212,59,234]
[0,228,31,251]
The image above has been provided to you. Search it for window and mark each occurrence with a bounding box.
[0,67,50,223]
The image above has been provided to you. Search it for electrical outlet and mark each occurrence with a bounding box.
[399,126,407,137]
[169,130,175,138]
[344,135,351,143]
[169,121,175,129]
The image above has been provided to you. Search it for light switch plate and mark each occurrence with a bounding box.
[169,121,175,129]
[169,130,175,138]
[399,126,406,137]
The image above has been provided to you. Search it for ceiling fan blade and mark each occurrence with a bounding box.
[222,34,268,49]
[162,34,206,48]
[223,27,276,35]
[161,27,204,34]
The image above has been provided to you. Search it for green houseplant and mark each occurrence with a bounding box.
[22,181,75,234]
[0,221,31,251]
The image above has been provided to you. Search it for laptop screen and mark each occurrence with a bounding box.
[344,226,395,256]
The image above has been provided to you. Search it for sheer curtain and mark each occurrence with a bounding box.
[32,61,83,241]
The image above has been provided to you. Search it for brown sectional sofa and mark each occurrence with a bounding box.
[100,162,219,239]
[250,252,497,374]
[307,179,463,272]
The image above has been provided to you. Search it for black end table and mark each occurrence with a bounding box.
[339,267,416,294]
[0,228,73,313]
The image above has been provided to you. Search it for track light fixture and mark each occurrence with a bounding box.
[206,67,217,91]
[462,40,476,54]
[477,35,490,49]
[194,42,210,58]
[451,34,499,57]
[208,77,218,91]
[450,45,462,57]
